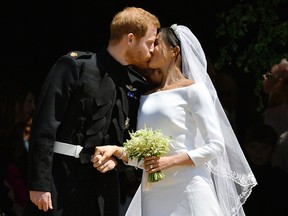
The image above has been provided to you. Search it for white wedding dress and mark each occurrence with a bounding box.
[126,82,225,216]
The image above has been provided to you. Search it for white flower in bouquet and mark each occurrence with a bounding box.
[123,127,171,182]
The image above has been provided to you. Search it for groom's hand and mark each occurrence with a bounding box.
[91,146,118,173]
[29,191,53,212]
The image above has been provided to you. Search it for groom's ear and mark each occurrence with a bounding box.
[127,33,134,45]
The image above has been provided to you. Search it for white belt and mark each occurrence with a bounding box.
[53,141,83,158]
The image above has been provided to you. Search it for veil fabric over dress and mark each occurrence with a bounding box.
[125,24,257,216]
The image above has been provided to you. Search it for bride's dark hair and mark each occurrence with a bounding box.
[158,27,180,48]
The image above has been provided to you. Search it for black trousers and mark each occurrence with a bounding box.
[23,155,120,216]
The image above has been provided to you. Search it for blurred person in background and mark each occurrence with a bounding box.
[243,122,288,216]
[262,58,288,174]
[0,77,36,216]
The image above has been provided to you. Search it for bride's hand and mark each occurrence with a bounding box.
[144,156,172,173]
[94,156,118,173]
[91,145,119,172]
[144,153,194,172]
[91,145,119,163]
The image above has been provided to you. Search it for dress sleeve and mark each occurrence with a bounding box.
[126,158,144,169]
[186,83,225,167]
[28,55,80,191]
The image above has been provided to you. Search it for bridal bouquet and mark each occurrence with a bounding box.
[123,127,171,182]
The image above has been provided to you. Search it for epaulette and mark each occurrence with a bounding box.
[67,51,94,60]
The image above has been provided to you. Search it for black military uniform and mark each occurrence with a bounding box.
[23,48,148,216]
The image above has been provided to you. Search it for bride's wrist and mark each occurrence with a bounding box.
[115,147,125,159]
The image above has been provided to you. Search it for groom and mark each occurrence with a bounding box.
[23,7,160,216]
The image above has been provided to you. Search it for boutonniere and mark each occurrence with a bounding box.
[126,84,138,99]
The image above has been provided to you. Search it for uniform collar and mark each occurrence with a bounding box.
[97,47,149,94]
